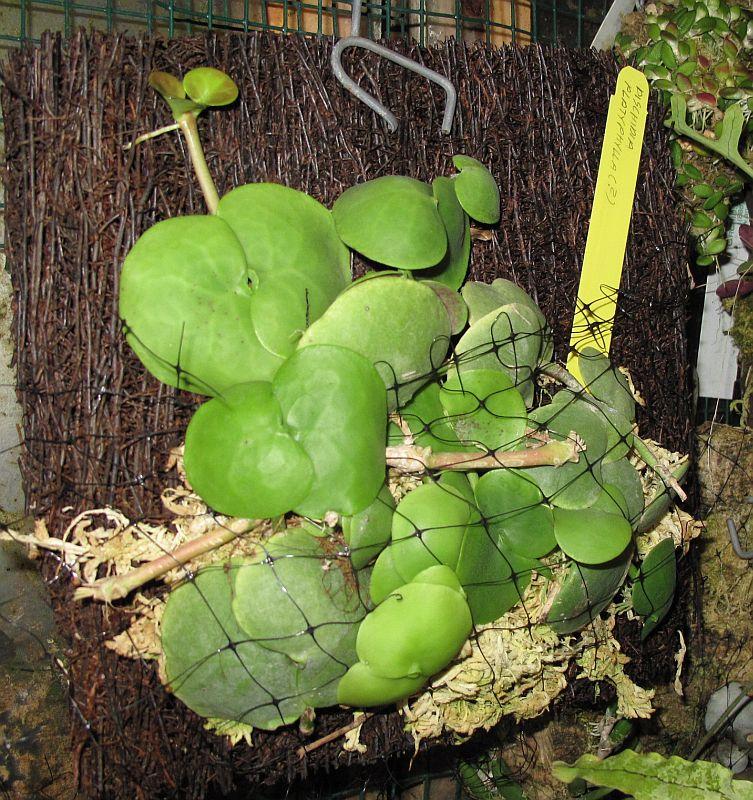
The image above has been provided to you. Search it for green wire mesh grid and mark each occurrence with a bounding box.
[0,0,612,52]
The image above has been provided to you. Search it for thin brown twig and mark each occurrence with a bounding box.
[295,713,373,760]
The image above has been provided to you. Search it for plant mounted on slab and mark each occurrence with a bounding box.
[70,66,695,743]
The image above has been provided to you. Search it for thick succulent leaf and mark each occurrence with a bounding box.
[343,483,396,570]
[461,279,549,345]
[451,156,500,224]
[461,281,510,326]
[161,565,312,730]
[589,483,630,519]
[552,508,632,565]
[552,749,753,799]
[419,177,471,290]
[577,347,636,422]
[356,565,472,679]
[474,469,556,559]
[527,392,608,509]
[218,184,350,359]
[374,475,475,602]
[454,303,549,406]
[546,546,633,634]
[640,598,674,640]
[387,381,475,453]
[439,369,528,452]
[332,176,447,269]
[232,530,367,670]
[602,458,645,526]
[337,661,426,707]
[149,70,186,100]
[632,538,676,617]
[421,280,469,335]
[119,215,282,395]
[183,382,313,519]
[273,345,387,518]
[455,526,538,624]
[182,67,239,106]
[369,546,407,604]
[299,274,451,409]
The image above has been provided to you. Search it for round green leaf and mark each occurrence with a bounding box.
[577,347,636,423]
[182,67,239,106]
[387,380,475,454]
[546,546,633,635]
[218,183,351,359]
[454,303,550,407]
[590,483,629,519]
[602,458,645,527]
[337,661,426,707]
[119,215,283,395]
[419,177,471,290]
[553,508,633,565]
[332,176,447,269]
[375,475,475,600]
[451,156,500,224]
[162,564,312,730]
[183,382,313,518]
[474,469,556,558]
[631,538,676,617]
[149,70,186,100]
[343,483,396,570]
[273,345,387,518]
[421,280,469,335]
[356,565,472,679]
[527,392,608,509]
[439,369,527,452]
[299,274,451,409]
[232,530,367,668]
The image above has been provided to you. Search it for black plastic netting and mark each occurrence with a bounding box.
[0,29,697,799]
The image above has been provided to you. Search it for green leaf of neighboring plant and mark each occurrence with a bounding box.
[232,530,367,669]
[669,94,753,180]
[332,176,447,269]
[439,369,528,452]
[527,392,608,509]
[161,564,313,730]
[546,546,633,634]
[602,458,645,527]
[632,538,676,617]
[343,483,396,570]
[577,347,636,423]
[273,345,387,518]
[217,183,351,360]
[119,215,283,395]
[552,508,632,565]
[474,469,556,559]
[451,155,501,224]
[420,177,471,290]
[299,274,451,410]
[182,67,239,107]
[184,382,314,518]
[355,565,472,679]
[552,749,753,799]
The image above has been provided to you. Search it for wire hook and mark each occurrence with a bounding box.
[330,1,457,134]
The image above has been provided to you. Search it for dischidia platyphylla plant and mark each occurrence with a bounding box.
[103,66,690,733]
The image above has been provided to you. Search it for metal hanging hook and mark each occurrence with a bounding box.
[330,1,457,134]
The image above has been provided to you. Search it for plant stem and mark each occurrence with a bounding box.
[632,436,688,503]
[124,122,180,150]
[295,713,373,759]
[385,437,582,474]
[178,112,220,215]
[689,683,753,761]
[74,517,254,603]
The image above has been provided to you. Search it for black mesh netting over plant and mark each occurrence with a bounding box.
[0,29,701,800]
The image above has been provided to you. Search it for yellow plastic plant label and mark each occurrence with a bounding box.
[567,66,648,383]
